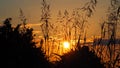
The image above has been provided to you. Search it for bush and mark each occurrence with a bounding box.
[55,46,105,68]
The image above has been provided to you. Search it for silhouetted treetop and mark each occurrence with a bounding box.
[0,18,51,68]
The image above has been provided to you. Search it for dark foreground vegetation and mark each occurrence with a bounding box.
[0,18,106,68]
[54,46,105,68]
[1,18,50,68]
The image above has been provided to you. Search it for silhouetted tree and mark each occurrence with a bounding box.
[0,18,50,68]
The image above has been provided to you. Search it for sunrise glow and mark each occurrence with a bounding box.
[63,41,70,49]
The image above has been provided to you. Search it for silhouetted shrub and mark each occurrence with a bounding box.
[55,46,105,68]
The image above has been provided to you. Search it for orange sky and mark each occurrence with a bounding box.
[1,0,119,39]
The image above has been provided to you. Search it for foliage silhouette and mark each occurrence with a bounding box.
[0,18,50,68]
[40,0,52,56]
[55,46,105,68]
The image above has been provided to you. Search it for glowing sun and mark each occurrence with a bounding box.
[63,41,70,49]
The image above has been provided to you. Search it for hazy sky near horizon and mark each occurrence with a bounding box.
[0,0,113,38]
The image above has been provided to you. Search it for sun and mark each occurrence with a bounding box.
[63,41,70,49]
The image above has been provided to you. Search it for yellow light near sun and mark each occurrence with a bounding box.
[63,41,70,49]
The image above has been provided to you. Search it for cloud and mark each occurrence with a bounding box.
[26,23,43,27]
[33,30,41,34]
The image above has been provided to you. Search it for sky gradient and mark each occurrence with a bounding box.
[0,0,115,38]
